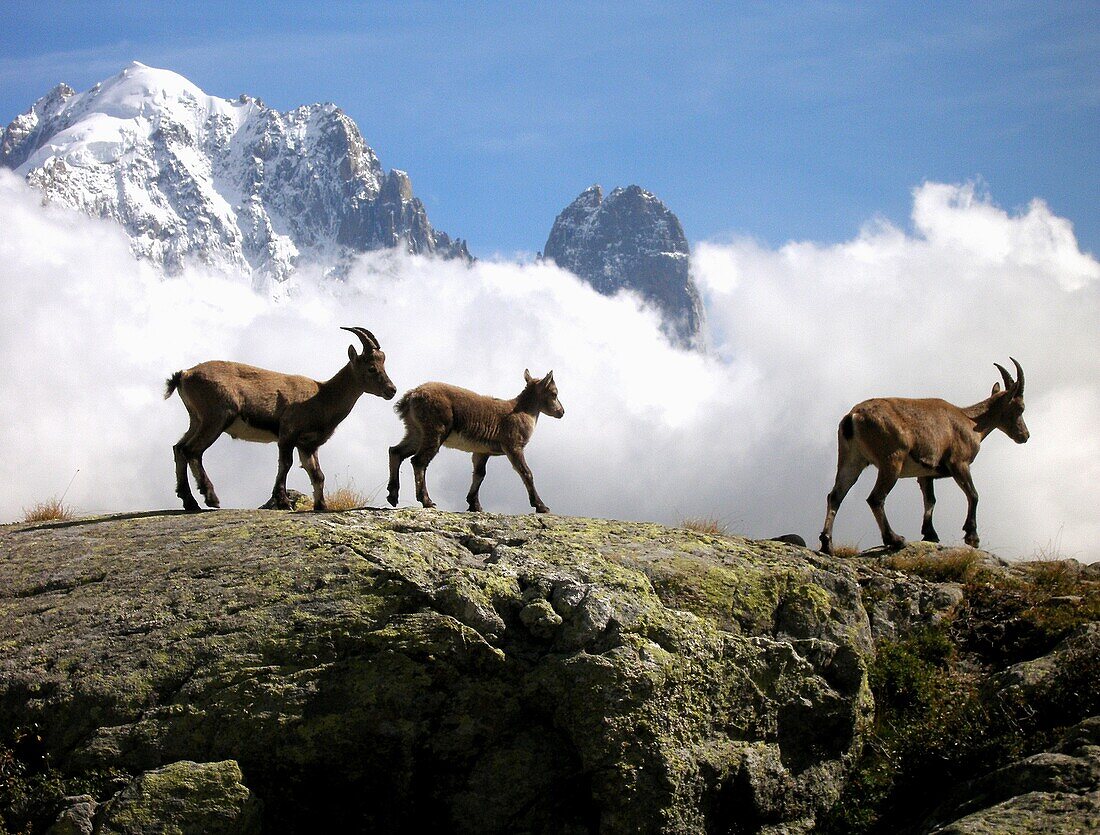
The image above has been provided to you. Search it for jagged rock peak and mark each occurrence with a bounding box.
[544,184,705,348]
[1,62,470,285]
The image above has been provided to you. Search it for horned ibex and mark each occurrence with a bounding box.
[165,327,396,512]
[387,370,564,513]
[820,359,1029,554]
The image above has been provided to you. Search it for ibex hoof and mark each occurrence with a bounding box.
[965,535,980,548]
[387,492,398,507]
[312,503,328,513]
[421,501,436,509]
[467,504,483,513]
[819,534,833,555]
[922,532,940,543]
[204,497,220,509]
[535,505,550,514]
[182,498,201,513]
[885,535,906,550]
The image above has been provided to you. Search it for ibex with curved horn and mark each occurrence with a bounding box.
[820,359,1029,554]
[165,327,396,512]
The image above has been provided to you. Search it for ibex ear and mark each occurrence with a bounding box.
[349,345,358,363]
[543,371,554,384]
[524,369,534,384]
[991,382,1002,396]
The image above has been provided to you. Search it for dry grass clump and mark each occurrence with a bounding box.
[321,484,372,511]
[681,517,729,536]
[21,497,76,523]
[830,544,861,558]
[296,478,377,512]
[884,547,982,584]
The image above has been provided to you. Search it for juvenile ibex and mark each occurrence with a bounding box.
[388,370,564,513]
[165,327,396,512]
[820,359,1028,554]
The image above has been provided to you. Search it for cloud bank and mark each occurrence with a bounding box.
[1,173,1097,560]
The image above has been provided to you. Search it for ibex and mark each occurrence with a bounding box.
[387,370,564,513]
[165,327,396,512]
[820,359,1028,555]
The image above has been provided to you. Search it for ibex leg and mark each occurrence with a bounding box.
[867,456,905,550]
[411,434,443,509]
[505,448,549,514]
[186,419,227,509]
[173,438,200,512]
[467,453,489,512]
[268,441,295,510]
[387,430,419,507]
[918,477,939,542]
[951,464,981,548]
[299,447,326,512]
[174,417,225,512]
[820,455,867,554]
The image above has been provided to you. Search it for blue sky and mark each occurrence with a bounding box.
[1,1,1096,257]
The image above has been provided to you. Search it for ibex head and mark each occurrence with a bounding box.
[988,357,1029,443]
[342,327,397,400]
[524,369,565,419]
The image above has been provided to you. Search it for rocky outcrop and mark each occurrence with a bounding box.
[543,185,706,348]
[1,510,871,834]
[4,515,1097,833]
[1,63,469,285]
[47,760,261,835]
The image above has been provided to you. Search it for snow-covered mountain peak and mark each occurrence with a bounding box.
[2,63,469,285]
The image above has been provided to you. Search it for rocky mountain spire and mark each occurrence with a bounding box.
[543,184,705,347]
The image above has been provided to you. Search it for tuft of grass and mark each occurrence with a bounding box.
[322,484,371,511]
[680,517,729,536]
[21,497,75,523]
[297,478,378,512]
[884,548,982,584]
[831,544,861,558]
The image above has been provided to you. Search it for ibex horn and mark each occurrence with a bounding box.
[341,326,380,352]
[994,362,1015,395]
[1011,357,1024,396]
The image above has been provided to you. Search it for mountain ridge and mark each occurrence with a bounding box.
[1,62,469,286]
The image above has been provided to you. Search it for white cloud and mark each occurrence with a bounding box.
[1,173,1097,561]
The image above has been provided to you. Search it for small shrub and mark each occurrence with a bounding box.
[0,726,128,833]
[954,567,1100,665]
[819,625,1025,834]
[21,498,75,523]
[681,518,729,536]
[831,544,861,558]
[0,727,70,834]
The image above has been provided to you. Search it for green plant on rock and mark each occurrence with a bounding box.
[0,725,128,835]
[818,625,1025,834]
[954,567,1100,666]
